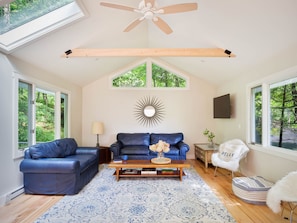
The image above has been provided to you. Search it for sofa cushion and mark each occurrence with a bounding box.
[56,138,77,156]
[121,146,149,155]
[29,141,63,159]
[151,133,183,145]
[65,154,97,173]
[117,133,150,146]
[164,146,180,155]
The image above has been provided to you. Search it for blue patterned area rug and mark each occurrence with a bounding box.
[35,165,236,223]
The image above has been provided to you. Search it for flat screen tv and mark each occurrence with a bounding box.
[213,94,231,118]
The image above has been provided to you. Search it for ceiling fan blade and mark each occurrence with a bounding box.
[144,0,156,7]
[153,17,173,34]
[124,18,145,32]
[160,3,198,14]
[100,2,136,12]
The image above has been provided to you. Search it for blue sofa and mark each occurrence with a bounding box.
[110,133,189,160]
[20,138,99,195]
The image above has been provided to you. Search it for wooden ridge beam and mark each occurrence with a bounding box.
[62,48,236,58]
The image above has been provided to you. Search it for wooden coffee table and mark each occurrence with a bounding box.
[108,160,191,181]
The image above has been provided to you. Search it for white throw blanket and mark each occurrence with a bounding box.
[266,171,297,213]
[218,139,249,162]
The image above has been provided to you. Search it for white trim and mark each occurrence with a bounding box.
[249,144,297,162]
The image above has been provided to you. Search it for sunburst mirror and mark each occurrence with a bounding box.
[134,96,165,127]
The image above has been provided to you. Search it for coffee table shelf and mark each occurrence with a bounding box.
[116,170,186,178]
[109,160,190,181]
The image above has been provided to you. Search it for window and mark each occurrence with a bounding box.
[0,0,74,34]
[112,59,188,89]
[152,63,186,88]
[17,79,69,151]
[0,0,84,52]
[251,86,262,145]
[113,63,146,87]
[250,77,297,151]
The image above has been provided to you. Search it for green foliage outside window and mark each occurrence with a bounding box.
[18,81,30,149]
[18,80,68,149]
[252,86,262,144]
[35,89,55,143]
[113,63,146,87]
[112,62,186,88]
[270,81,297,150]
[152,63,186,87]
[252,78,297,150]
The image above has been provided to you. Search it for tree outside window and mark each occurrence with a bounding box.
[18,80,69,150]
[112,62,187,88]
[251,77,297,150]
[270,79,297,149]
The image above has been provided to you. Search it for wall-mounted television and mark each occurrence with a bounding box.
[213,94,231,118]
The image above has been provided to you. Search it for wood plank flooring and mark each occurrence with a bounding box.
[0,159,295,223]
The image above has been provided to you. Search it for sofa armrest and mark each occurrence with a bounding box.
[110,141,122,158]
[177,141,190,155]
[20,159,80,174]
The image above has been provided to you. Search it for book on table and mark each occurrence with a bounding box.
[161,168,176,174]
[122,169,138,174]
[141,168,157,175]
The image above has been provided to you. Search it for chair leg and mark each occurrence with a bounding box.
[288,202,297,223]
[214,166,218,176]
[282,202,297,223]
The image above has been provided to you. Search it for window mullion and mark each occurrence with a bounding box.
[262,83,269,147]
[31,84,36,145]
[55,92,61,139]
[147,60,152,88]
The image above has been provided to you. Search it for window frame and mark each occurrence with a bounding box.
[13,72,71,159]
[0,0,85,53]
[247,65,297,161]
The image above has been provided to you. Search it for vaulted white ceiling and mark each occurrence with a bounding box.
[5,0,297,87]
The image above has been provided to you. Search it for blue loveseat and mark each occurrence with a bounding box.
[20,138,99,195]
[110,133,189,160]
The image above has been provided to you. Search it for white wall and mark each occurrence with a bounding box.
[0,54,83,206]
[82,70,217,159]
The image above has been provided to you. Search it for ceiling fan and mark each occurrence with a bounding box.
[100,0,198,34]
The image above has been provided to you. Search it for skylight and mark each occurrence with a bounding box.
[0,0,85,53]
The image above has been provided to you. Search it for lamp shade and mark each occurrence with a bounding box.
[92,121,104,135]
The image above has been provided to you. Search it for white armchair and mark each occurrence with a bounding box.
[266,171,297,223]
[211,139,249,177]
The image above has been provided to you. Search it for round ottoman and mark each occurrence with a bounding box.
[232,176,274,205]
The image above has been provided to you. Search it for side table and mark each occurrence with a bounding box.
[98,146,111,164]
[194,143,217,168]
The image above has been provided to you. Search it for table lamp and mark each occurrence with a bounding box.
[92,121,104,147]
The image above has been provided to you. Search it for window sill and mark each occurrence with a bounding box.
[248,143,297,162]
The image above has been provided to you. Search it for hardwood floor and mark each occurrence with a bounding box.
[0,159,295,223]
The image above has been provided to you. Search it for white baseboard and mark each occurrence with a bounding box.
[0,187,24,207]
[6,187,24,202]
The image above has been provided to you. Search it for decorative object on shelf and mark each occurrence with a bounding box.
[134,96,165,127]
[203,129,215,148]
[92,121,104,147]
[150,140,171,164]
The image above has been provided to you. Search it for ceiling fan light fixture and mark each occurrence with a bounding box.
[100,1,198,34]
